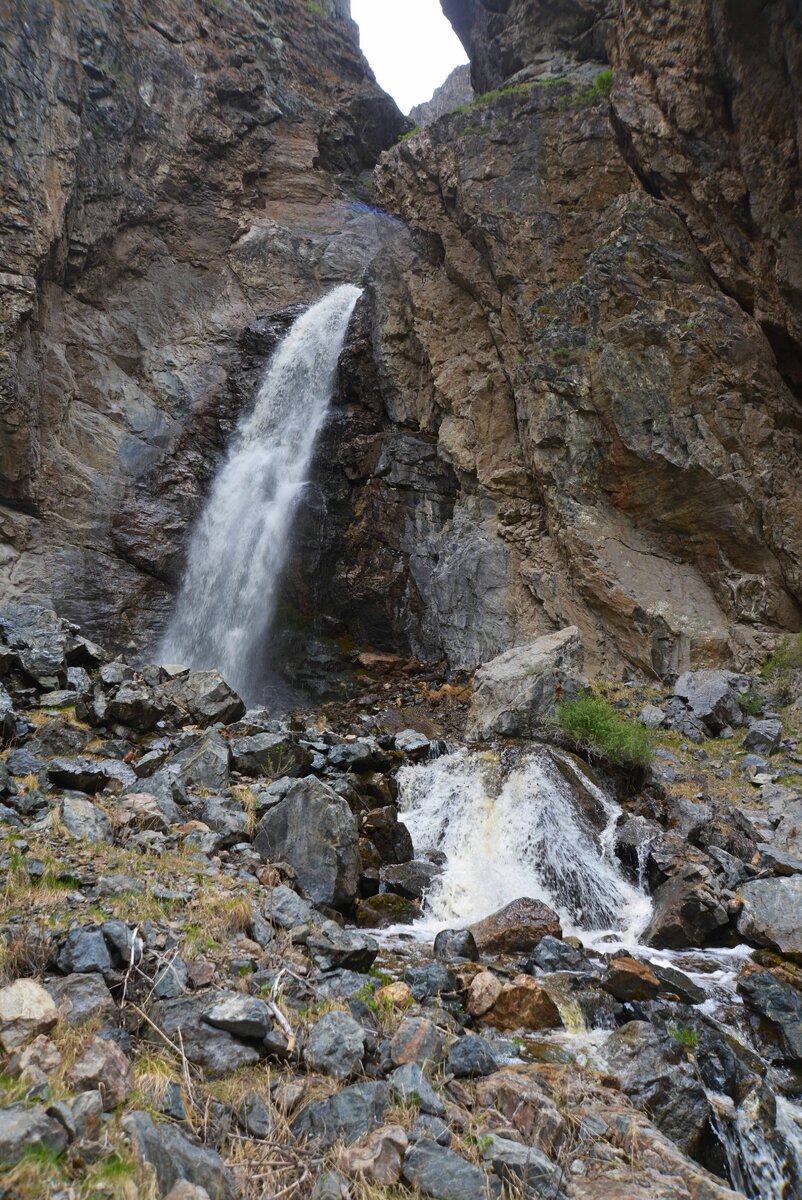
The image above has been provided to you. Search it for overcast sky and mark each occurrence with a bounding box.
[351,0,468,114]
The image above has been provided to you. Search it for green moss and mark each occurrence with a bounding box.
[399,126,422,142]
[671,1025,700,1049]
[761,631,802,707]
[557,693,653,769]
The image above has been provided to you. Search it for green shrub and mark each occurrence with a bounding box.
[671,1025,700,1049]
[761,632,802,707]
[738,689,764,718]
[557,693,653,769]
[399,126,422,142]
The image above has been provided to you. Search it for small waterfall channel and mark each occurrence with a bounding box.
[160,284,361,702]
[396,747,802,1199]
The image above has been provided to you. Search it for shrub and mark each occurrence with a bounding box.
[557,693,653,769]
[738,689,764,718]
[671,1024,700,1049]
[761,631,802,707]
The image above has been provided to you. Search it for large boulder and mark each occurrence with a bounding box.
[737,968,802,1061]
[467,627,585,740]
[161,669,245,726]
[229,732,310,778]
[468,898,562,954]
[254,778,359,909]
[643,864,729,950]
[738,877,802,959]
[672,670,749,735]
[122,1110,237,1199]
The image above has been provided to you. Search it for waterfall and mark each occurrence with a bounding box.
[396,747,652,946]
[159,284,362,703]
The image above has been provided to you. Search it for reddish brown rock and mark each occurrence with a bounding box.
[340,1124,408,1186]
[388,1017,445,1068]
[468,899,562,955]
[484,976,563,1033]
[67,1035,135,1111]
[602,957,662,1003]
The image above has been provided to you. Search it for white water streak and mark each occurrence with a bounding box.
[396,747,651,946]
[160,285,362,701]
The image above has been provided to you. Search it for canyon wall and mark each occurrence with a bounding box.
[2,0,801,683]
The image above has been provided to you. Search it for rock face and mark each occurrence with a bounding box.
[409,64,473,127]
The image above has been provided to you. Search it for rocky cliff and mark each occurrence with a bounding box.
[2,0,801,686]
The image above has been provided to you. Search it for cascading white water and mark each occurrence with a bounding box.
[397,747,652,946]
[159,284,362,702]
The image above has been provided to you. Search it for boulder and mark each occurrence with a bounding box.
[743,718,782,755]
[229,732,310,778]
[161,670,245,726]
[45,973,116,1026]
[643,864,729,949]
[380,859,440,900]
[306,924,378,973]
[389,1063,446,1117]
[672,670,748,735]
[56,927,114,978]
[305,1011,366,1080]
[0,979,58,1052]
[479,1134,564,1197]
[525,936,589,974]
[122,1110,237,1199]
[263,885,316,930]
[446,1034,498,1078]
[737,969,802,1060]
[394,729,432,760]
[104,681,166,731]
[148,994,263,1077]
[467,627,585,740]
[604,1021,711,1157]
[356,894,421,927]
[115,791,182,833]
[292,1081,390,1149]
[433,929,479,962]
[467,971,504,1018]
[0,604,69,686]
[67,1034,134,1110]
[0,1104,69,1167]
[402,1139,491,1200]
[254,778,359,909]
[389,1017,446,1068]
[483,976,563,1033]
[60,795,113,843]
[602,957,661,1002]
[468,898,562,954]
[167,731,231,794]
[202,996,272,1040]
[0,684,16,745]
[341,1124,408,1186]
[362,807,415,865]
[738,876,802,959]
[47,756,136,793]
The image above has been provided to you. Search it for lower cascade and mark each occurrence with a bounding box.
[159,284,362,703]
[397,746,652,945]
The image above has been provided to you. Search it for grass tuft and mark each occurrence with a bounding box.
[557,693,653,768]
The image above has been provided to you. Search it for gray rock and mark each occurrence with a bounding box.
[743,718,782,755]
[199,797,249,847]
[47,756,136,793]
[153,956,189,1000]
[772,800,802,857]
[604,1021,710,1156]
[311,1170,351,1200]
[405,963,457,1002]
[292,1081,390,1148]
[648,962,706,1005]
[467,627,586,740]
[60,795,113,843]
[411,1115,452,1146]
[0,604,69,685]
[737,970,802,1060]
[757,843,802,876]
[203,996,273,1040]
[389,1062,446,1117]
[230,732,310,778]
[307,923,378,973]
[45,973,116,1026]
[446,1034,498,1078]
[638,703,666,729]
[327,739,386,771]
[381,859,441,900]
[643,864,729,949]
[402,1138,493,1200]
[161,670,245,727]
[148,994,263,1077]
[122,1110,237,1199]
[7,746,44,775]
[57,927,114,978]
[525,935,589,974]
[737,876,802,958]
[305,1011,366,1080]
[673,670,748,735]
[432,929,479,962]
[168,731,231,794]
[479,1134,564,1196]
[394,729,432,760]
[0,1104,69,1166]
[0,684,16,745]
[264,885,316,930]
[105,681,166,731]
[237,1091,274,1139]
[254,777,359,909]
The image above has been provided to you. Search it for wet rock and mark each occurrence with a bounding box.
[60,795,113,843]
[341,1124,408,1185]
[405,963,457,1002]
[738,876,802,959]
[467,971,504,1018]
[389,1062,446,1117]
[203,996,272,1040]
[389,1017,446,1067]
[394,729,432,760]
[0,979,58,1052]
[649,962,706,1006]
[446,1034,498,1078]
[468,897,562,954]
[433,928,479,962]
[380,859,440,900]
[672,670,748,735]
[602,957,661,1002]
[643,864,729,949]
[0,605,69,686]
[467,627,585,740]
[604,1021,711,1156]
[362,807,415,865]
[161,670,245,727]
[57,927,114,978]
[122,1110,237,1199]
[292,1081,390,1148]
[254,777,359,909]
[525,935,589,973]
[402,1138,494,1200]
[45,973,115,1025]
[230,732,310,778]
[305,1011,366,1080]
[307,924,378,973]
[743,718,782,755]
[0,1104,69,1166]
[67,1034,134,1110]
[737,969,802,1060]
[483,976,563,1033]
[356,894,421,927]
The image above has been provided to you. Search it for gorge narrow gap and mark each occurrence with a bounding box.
[159,285,362,705]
